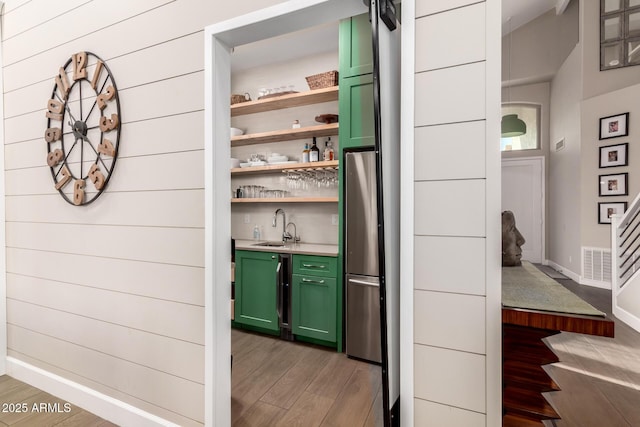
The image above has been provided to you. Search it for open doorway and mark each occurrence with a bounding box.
[204,1,400,425]
[228,20,383,426]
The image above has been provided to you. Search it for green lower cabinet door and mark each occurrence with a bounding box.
[235,250,279,332]
[292,274,336,342]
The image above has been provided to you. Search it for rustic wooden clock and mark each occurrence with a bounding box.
[45,51,120,206]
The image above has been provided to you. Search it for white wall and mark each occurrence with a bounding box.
[410,1,501,425]
[1,0,283,425]
[502,1,579,86]
[549,45,583,276]
[581,82,640,249]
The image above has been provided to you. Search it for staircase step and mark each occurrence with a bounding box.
[503,326,560,365]
[503,413,546,427]
[503,359,561,392]
[503,385,560,421]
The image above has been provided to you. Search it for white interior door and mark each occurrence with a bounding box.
[501,157,544,263]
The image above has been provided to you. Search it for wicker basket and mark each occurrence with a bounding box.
[305,70,338,90]
[230,93,251,105]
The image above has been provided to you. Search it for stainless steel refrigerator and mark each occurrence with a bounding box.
[345,149,382,364]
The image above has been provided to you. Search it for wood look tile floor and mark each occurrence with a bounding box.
[231,329,383,427]
[0,376,115,426]
[542,270,640,427]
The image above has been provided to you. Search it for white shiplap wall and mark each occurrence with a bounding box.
[411,1,501,425]
[1,0,282,425]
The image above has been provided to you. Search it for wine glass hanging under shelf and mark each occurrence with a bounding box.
[283,166,338,190]
[282,166,338,190]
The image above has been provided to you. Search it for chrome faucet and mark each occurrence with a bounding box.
[273,208,292,242]
[286,222,300,243]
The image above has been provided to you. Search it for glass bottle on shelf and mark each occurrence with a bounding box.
[310,137,320,162]
[302,143,310,163]
[323,137,334,161]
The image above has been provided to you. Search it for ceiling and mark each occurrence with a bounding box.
[503,0,567,34]
[231,1,570,72]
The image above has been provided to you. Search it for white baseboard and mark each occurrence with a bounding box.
[613,305,640,334]
[6,357,180,427]
[579,278,612,290]
[545,260,580,283]
[546,260,613,289]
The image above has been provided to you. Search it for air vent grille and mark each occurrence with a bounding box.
[582,247,612,284]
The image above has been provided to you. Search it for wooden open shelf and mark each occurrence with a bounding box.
[231,197,338,203]
[231,160,338,175]
[231,123,338,147]
[231,86,339,116]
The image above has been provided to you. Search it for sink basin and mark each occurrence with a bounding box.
[252,241,286,247]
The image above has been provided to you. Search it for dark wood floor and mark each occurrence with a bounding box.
[543,271,640,427]
[231,328,383,427]
[0,376,115,426]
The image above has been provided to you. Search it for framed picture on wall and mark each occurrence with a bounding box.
[598,201,627,224]
[599,142,629,168]
[599,172,628,196]
[599,112,629,139]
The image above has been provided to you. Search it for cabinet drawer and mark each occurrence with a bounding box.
[292,254,337,277]
[292,275,336,342]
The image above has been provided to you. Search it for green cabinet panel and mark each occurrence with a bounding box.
[234,250,279,332]
[338,73,375,149]
[292,254,338,343]
[339,14,373,78]
[292,275,337,342]
[292,254,338,278]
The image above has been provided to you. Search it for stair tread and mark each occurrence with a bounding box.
[503,360,561,391]
[503,413,546,427]
[504,385,560,420]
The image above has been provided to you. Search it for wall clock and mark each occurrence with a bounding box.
[45,51,121,206]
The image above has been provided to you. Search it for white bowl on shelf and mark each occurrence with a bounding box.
[230,127,244,137]
[268,155,288,163]
[230,158,241,169]
[239,162,251,168]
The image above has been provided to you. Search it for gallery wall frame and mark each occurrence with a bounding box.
[599,201,628,224]
[600,142,629,168]
[600,112,629,139]
[599,172,629,196]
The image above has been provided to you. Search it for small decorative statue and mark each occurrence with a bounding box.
[502,210,525,266]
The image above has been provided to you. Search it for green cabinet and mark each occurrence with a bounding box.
[338,73,375,149]
[339,13,375,150]
[339,14,374,78]
[234,250,279,332]
[292,254,338,343]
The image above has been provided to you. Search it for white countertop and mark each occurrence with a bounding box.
[234,239,338,256]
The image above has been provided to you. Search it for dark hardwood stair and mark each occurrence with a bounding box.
[503,359,560,392]
[503,413,546,427]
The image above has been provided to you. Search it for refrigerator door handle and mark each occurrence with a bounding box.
[276,261,282,321]
[348,278,380,287]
